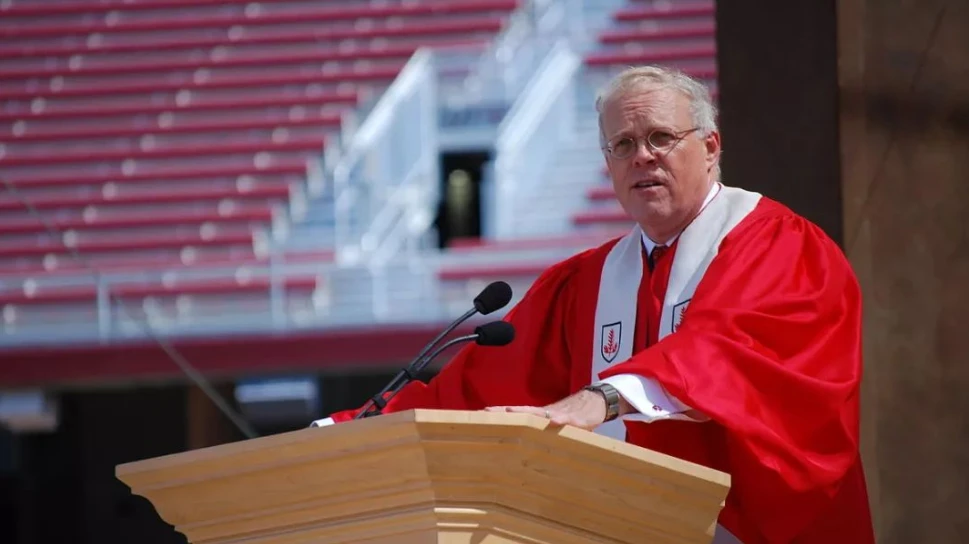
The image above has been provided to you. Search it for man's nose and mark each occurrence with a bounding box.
[631,140,658,166]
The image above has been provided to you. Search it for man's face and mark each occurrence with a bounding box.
[600,85,720,241]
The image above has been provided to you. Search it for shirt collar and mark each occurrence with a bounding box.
[640,182,721,254]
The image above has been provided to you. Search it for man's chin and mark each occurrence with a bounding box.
[633,204,672,224]
[630,207,679,235]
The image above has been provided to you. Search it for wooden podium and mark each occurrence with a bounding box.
[116,409,730,544]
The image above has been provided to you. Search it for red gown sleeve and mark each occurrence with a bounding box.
[328,255,582,422]
[598,211,864,542]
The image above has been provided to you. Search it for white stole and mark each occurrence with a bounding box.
[591,185,762,441]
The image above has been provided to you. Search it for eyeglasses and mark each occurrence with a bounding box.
[602,127,700,160]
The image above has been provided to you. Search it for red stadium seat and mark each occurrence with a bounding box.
[0,18,506,58]
[0,275,320,306]
[438,261,552,281]
[0,39,485,80]
[0,1,518,39]
[447,230,627,253]
[6,161,307,188]
[0,89,359,121]
[613,3,715,23]
[0,230,255,259]
[0,64,404,101]
[4,110,343,143]
[0,185,291,213]
[597,23,716,45]
[571,208,632,227]
[0,248,334,277]
[584,44,716,68]
[0,207,272,235]
[1,0,335,16]
[585,185,617,202]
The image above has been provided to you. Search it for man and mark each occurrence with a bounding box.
[320,65,875,543]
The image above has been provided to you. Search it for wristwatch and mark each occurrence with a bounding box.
[583,383,621,422]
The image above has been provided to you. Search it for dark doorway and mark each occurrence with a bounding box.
[436,151,490,248]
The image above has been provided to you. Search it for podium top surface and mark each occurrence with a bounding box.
[116,409,731,544]
[119,408,727,485]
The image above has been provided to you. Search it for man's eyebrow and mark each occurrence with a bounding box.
[606,128,634,140]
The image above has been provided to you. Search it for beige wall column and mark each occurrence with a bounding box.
[839,0,969,541]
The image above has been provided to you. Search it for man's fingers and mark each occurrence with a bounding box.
[483,406,597,430]
[547,412,590,428]
[485,405,567,423]
[548,413,571,426]
[484,406,544,415]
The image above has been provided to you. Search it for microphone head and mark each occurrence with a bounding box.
[474,321,515,346]
[473,281,513,315]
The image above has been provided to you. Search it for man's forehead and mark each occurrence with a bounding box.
[601,86,688,131]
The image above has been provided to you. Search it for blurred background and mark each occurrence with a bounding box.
[0,0,966,542]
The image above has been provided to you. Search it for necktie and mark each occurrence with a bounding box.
[647,245,668,271]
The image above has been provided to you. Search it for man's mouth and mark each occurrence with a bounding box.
[633,180,663,189]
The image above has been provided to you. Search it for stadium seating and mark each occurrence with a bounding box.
[0,0,517,326]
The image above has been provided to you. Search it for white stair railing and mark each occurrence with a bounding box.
[485,41,582,239]
[328,50,439,266]
[447,0,584,107]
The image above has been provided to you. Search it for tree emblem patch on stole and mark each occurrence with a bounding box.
[601,321,622,363]
[672,299,691,333]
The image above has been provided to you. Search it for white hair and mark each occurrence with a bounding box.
[595,65,721,180]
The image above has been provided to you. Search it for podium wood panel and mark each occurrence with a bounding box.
[117,409,730,543]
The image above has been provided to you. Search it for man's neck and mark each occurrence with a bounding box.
[641,182,720,252]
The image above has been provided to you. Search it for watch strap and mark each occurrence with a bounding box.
[583,383,621,422]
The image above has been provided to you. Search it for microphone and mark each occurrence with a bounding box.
[473,280,513,315]
[418,321,515,373]
[343,281,514,422]
[473,320,516,346]
[350,321,515,421]
[405,280,512,370]
[352,281,511,418]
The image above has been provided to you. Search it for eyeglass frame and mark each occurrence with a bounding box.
[601,127,702,160]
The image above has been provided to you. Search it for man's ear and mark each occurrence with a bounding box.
[704,130,721,171]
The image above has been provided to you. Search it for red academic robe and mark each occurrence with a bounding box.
[329,197,875,544]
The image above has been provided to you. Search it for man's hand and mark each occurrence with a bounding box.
[484,389,610,431]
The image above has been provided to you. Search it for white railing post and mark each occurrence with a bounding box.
[328,49,437,267]
[269,247,284,330]
[96,278,111,342]
[490,42,581,239]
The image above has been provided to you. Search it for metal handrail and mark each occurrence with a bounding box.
[487,41,582,239]
[328,48,438,267]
